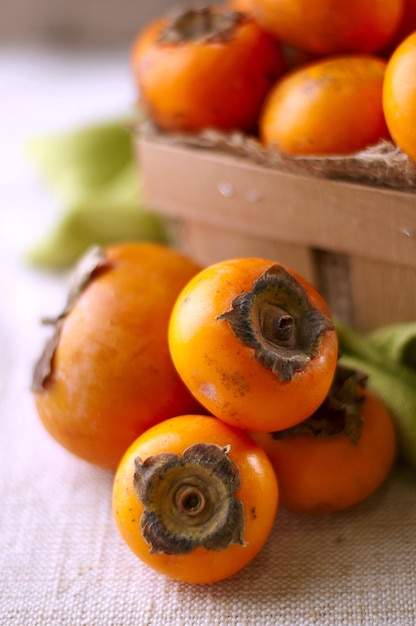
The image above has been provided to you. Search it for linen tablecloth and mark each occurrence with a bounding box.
[1,45,416,626]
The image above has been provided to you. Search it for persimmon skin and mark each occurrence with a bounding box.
[383,32,416,162]
[251,389,397,515]
[131,11,285,134]
[34,243,203,470]
[260,55,390,156]
[229,0,321,70]
[228,0,254,14]
[249,0,404,55]
[112,414,279,584]
[168,258,338,433]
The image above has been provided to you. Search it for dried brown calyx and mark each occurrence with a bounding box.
[157,6,246,45]
[271,364,367,444]
[134,442,246,555]
[217,264,334,383]
[31,245,110,391]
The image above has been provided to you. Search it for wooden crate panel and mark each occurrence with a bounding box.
[138,136,416,330]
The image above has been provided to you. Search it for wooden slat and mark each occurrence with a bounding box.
[172,219,315,282]
[349,257,416,330]
[138,137,416,330]
[138,137,416,269]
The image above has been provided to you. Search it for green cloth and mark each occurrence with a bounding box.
[336,320,416,472]
[25,116,168,271]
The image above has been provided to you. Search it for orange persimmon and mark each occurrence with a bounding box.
[168,257,338,433]
[32,243,203,470]
[383,31,416,162]
[229,0,321,69]
[260,54,390,155]
[112,414,279,584]
[131,5,285,134]
[249,0,404,55]
[251,365,397,515]
[228,0,254,14]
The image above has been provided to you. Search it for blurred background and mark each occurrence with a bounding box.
[1,0,180,265]
[0,0,179,399]
[1,0,175,46]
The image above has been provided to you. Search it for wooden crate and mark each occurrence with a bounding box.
[137,135,416,332]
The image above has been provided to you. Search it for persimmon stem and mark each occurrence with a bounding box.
[158,6,245,45]
[134,443,246,554]
[175,485,206,517]
[217,264,334,382]
[271,364,366,444]
[273,314,295,342]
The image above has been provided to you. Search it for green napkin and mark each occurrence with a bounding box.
[25,116,168,271]
[336,320,416,472]
[369,322,416,369]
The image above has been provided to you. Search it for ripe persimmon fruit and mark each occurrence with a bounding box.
[383,32,416,162]
[228,0,254,14]
[229,0,321,70]
[168,257,338,433]
[251,365,397,515]
[249,0,404,55]
[112,414,279,584]
[260,55,390,155]
[131,5,285,134]
[32,243,203,470]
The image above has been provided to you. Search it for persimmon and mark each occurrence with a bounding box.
[249,0,404,55]
[260,55,390,155]
[112,414,278,584]
[251,365,397,515]
[32,243,203,470]
[228,0,321,70]
[131,5,285,134]
[229,0,320,69]
[228,0,254,14]
[383,32,416,162]
[168,258,338,433]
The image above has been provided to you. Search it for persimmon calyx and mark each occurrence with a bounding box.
[31,245,109,391]
[157,6,245,45]
[134,442,246,555]
[217,264,334,383]
[271,365,366,444]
